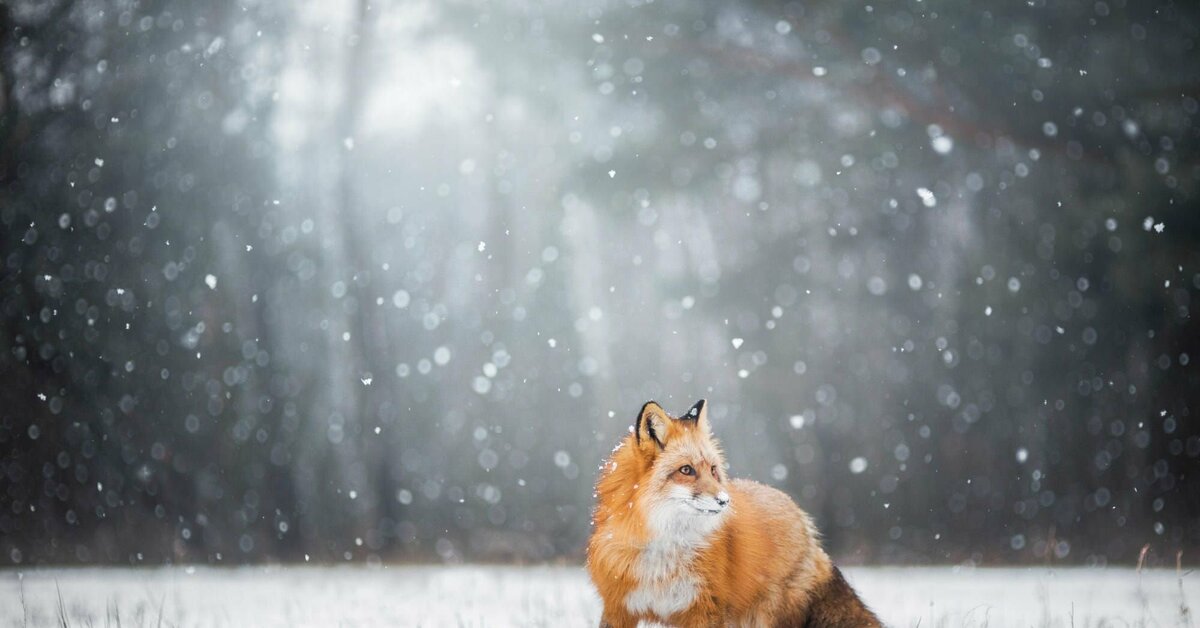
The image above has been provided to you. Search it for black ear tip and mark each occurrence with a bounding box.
[683,398,706,420]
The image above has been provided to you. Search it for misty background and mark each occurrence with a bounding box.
[1,0,1198,570]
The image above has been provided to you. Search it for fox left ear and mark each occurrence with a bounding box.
[636,401,671,450]
[682,399,709,433]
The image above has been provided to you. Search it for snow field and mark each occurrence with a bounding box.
[1,565,1194,627]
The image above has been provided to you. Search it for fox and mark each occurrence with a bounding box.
[587,399,882,627]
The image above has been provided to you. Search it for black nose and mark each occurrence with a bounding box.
[716,496,729,507]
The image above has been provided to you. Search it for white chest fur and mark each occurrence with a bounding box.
[624,499,727,618]
[624,538,701,617]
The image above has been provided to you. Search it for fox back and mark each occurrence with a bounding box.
[586,399,882,627]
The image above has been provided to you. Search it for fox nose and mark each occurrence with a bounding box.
[715,492,730,507]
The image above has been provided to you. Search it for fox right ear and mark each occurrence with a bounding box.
[635,401,670,450]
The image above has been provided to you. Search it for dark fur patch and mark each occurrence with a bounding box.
[794,566,882,627]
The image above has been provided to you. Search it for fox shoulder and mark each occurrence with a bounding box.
[722,480,882,627]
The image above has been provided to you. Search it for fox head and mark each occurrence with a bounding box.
[633,399,731,526]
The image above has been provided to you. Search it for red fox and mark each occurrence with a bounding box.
[587,399,882,627]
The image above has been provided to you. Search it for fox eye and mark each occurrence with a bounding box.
[711,465,718,478]
[679,465,694,476]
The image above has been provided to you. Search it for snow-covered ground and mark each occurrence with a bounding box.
[1,564,1194,627]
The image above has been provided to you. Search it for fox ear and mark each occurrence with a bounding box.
[683,399,710,433]
[636,401,670,450]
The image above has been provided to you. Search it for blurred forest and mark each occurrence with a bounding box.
[1,0,1198,568]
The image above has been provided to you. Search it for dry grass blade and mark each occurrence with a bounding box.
[155,592,166,628]
[55,580,70,628]
[1180,550,1194,628]
[20,575,29,628]
[1136,543,1152,628]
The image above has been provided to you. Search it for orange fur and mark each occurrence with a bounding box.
[586,400,881,627]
